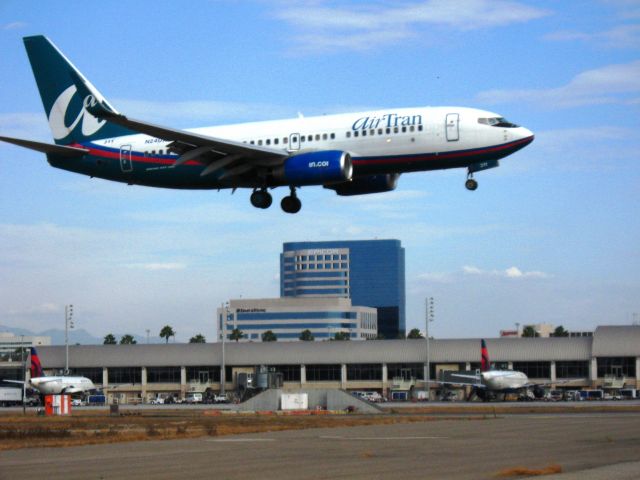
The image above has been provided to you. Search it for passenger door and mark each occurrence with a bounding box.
[119,145,133,172]
[445,113,459,142]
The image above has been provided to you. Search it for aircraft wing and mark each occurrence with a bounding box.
[2,379,25,385]
[523,379,578,388]
[69,69,288,178]
[426,378,485,389]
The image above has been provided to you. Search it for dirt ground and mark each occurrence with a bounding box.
[0,410,457,450]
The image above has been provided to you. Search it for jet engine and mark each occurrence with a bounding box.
[325,173,400,196]
[273,150,352,186]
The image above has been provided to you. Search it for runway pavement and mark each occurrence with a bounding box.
[1,412,639,479]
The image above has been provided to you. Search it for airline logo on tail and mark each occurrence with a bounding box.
[49,85,106,140]
[30,347,44,378]
[480,339,490,372]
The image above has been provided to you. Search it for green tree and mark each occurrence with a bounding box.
[552,325,569,337]
[261,330,277,342]
[230,328,244,342]
[299,329,314,341]
[103,333,117,345]
[522,326,540,338]
[333,331,350,341]
[407,328,424,339]
[189,333,206,343]
[159,325,176,344]
[120,334,137,344]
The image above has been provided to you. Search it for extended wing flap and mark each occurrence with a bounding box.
[0,136,89,156]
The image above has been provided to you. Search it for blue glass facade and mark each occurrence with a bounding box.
[280,240,405,339]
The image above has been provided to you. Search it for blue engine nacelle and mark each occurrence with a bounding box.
[325,173,400,196]
[274,150,352,186]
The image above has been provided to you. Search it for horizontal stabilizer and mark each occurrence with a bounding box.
[0,135,88,156]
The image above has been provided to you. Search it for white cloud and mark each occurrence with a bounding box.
[0,113,50,142]
[274,0,549,52]
[476,60,640,108]
[113,99,295,126]
[544,24,640,49]
[3,22,27,30]
[463,265,549,279]
[6,303,60,315]
[126,263,187,271]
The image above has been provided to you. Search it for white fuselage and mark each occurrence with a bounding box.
[482,370,529,391]
[94,106,533,178]
[29,376,95,395]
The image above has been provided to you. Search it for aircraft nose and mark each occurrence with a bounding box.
[519,127,534,144]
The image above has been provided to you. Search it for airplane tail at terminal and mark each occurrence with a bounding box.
[30,347,44,378]
[23,35,134,146]
[480,339,490,372]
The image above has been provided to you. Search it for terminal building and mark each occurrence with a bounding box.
[14,325,640,404]
[280,239,405,338]
[217,297,378,342]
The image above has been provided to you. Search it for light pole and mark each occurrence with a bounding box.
[220,302,227,395]
[146,329,150,344]
[21,335,26,414]
[425,297,435,400]
[64,304,74,375]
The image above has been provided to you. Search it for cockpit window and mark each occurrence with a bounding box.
[478,117,519,128]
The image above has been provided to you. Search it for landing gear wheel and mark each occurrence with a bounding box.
[281,188,302,214]
[465,178,478,191]
[250,189,272,209]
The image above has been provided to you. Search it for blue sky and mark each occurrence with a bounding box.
[1,0,638,342]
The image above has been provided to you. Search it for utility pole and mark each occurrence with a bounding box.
[425,297,435,401]
[64,304,74,375]
[146,329,150,344]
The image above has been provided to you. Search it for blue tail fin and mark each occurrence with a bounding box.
[23,35,134,145]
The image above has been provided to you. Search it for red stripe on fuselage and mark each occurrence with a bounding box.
[71,143,204,166]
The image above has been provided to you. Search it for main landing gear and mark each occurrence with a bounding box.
[249,186,302,214]
[250,188,272,209]
[465,170,478,191]
[281,186,302,214]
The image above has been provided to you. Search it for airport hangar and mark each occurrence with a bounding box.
[17,325,640,404]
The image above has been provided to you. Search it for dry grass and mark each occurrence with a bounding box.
[0,410,460,451]
[495,464,562,477]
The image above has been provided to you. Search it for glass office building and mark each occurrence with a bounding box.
[281,240,405,339]
[217,298,377,342]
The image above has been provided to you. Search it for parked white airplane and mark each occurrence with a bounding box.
[439,340,563,401]
[0,36,534,213]
[4,347,95,396]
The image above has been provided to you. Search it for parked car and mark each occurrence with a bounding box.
[213,393,229,404]
[185,392,203,404]
[71,398,85,407]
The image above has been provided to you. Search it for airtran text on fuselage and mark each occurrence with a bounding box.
[352,113,422,131]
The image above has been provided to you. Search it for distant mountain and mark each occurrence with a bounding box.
[0,325,156,345]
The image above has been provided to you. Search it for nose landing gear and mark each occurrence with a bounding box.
[281,186,302,214]
[465,171,478,191]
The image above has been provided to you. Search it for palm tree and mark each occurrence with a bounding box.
[333,331,350,341]
[230,328,243,342]
[261,330,277,342]
[103,333,117,345]
[159,325,176,344]
[552,325,569,337]
[299,329,314,341]
[120,334,137,344]
[189,333,206,343]
[407,328,424,339]
[522,326,540,338]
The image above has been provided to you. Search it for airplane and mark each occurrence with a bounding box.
[436,340,565,401]
[4,347,95,396]
[0,36,534,214]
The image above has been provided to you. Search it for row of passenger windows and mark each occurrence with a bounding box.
[143,123,424,155]
[245,124,423,147]
[346,124,422,138]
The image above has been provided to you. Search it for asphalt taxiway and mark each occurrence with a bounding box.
[1,411,639,479]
